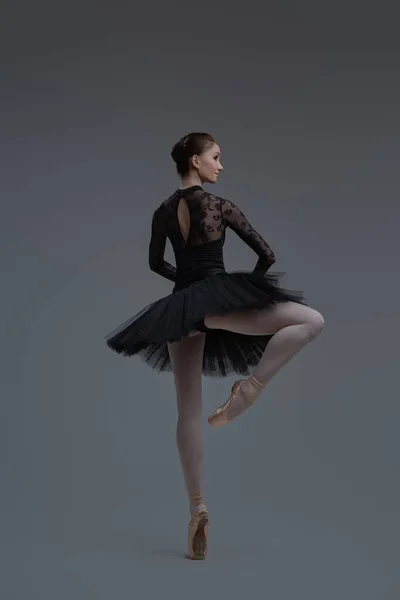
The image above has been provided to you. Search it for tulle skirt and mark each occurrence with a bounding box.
[105,270,306,377]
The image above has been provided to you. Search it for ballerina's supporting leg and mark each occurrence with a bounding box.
[205,301,325,424]
[168,332,206,501]
[168,332,209,559]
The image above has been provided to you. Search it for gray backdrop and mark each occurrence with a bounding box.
[1,1,399,599]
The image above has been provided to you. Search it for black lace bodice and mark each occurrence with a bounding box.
[148,185,276,283]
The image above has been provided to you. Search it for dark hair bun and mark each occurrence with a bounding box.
[171,137,186,164]
[171,132,215,176]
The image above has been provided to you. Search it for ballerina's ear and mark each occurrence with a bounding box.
[191,154,201,170]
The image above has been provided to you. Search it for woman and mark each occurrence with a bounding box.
[105,132,324,560]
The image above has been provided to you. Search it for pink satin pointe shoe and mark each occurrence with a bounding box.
[188,502,209,560]
[207,375,264,427]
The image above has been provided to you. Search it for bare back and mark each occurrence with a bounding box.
[175,187,224,247]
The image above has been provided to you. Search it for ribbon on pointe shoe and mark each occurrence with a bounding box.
[246,373,265,403]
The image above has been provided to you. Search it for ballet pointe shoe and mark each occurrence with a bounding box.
[207,375,265,428]
[207,379,245,427]
[188,502,209,560]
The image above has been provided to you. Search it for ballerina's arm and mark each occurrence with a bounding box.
[221,198,276,275]
[148,207,177,282]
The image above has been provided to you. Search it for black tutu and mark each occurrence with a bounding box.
[105,269,305,377]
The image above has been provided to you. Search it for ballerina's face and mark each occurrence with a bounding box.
[192,143,223,184]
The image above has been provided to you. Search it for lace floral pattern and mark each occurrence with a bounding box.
[219,197,276,274]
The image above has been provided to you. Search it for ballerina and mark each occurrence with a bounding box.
[106,132,324,559]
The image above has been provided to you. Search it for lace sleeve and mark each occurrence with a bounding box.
[148,208,177,282]
[222,199,276,274]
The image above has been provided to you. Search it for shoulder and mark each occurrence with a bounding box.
[151,203,166,230]
[213,194,241,217]
[205,192,232,209]
[153,194,174,216]
[151,193,177,228]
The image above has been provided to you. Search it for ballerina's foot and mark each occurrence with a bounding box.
[188,493,209,560]
[208,375,265,427]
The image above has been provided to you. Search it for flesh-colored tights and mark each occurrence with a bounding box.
[168,301,324,505]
